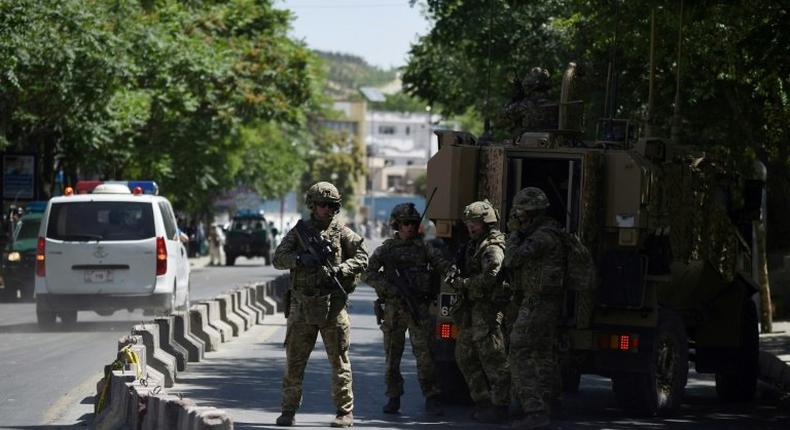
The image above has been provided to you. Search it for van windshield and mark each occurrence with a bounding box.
[47,202,155,241]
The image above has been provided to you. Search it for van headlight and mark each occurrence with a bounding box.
[7,252,20,262]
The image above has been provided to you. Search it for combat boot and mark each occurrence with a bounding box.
[424,395,444,416]
[511,412,550,429]
[382,396,400,414]
[331,411,354,428]
[275,410,295,426]
[476,404,509,424]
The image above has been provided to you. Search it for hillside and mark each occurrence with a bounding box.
[315,50,399,99]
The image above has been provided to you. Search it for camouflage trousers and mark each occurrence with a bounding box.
[381,300,439,398]
[281,306,353,414]
[455,318,510,406]
[509,298,562,415]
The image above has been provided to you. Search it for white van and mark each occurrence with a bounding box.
[34,182,190,328]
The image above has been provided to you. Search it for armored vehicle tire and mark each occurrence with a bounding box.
[612,309,688,416]
[437,361,473,404]
[715,299,758,402]
[226,254,236,266]
[562,365,582,393]
[36,305,56,330]
[264,249,272,266]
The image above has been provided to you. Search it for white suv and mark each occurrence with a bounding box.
[34,182,190,328]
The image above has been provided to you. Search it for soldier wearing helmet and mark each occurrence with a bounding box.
[504,186,569,429]
[363,202,453,415]
[273,181,368,428]
[451,199,511,423]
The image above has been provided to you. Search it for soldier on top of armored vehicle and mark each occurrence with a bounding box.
[498,67,553,139]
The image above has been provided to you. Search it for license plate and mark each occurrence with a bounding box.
[85,270,113,283]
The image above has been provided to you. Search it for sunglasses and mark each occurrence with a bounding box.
[317,202,340,209]
[401,220,419,226]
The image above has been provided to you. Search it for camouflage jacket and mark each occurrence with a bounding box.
[504,216,566,300]
[364,235,453,302]
[457,229,506,303]
[273,216,368,298]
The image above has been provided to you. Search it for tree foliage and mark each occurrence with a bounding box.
[406,0,790,249]
[0,0,346,215]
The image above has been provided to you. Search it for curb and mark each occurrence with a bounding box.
[92,274,289,429]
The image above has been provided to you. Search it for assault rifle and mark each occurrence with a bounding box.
[386,268,422,322]
[292,219,348,298]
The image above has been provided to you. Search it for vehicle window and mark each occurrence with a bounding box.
[158,202,177,239]
[14,219,41,241]
[231,218,265,231]
[47,202,155,241]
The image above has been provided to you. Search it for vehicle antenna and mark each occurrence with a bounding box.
[670,0,684,145]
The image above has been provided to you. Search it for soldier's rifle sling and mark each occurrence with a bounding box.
[292,220,348,298]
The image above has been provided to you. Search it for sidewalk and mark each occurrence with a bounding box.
[759,320,790,400]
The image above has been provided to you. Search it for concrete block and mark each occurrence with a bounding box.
[244,285,266,323]
[116,336,149,380]
[256,283,277,315]
[178,406,216,430]
[189,305,221,352]
[93,370,135,430]
[195,301,233,343]
[230,290,253,330]
[128,383,151,430]
[195,408,234,430]
[215,295,243,336]
[132,323,177,387]
[155,317,189,372]
[165,397,197,430]
[172,311,206,362]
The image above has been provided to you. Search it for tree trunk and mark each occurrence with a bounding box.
[754,220,773,333]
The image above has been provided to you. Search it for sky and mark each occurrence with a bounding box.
[276,0,431,69]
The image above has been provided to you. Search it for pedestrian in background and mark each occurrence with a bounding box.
[450,200,511,424]
[207,223,225,266]
[272,181,368,428]
[364,203,453,415]
[504,187,568,429]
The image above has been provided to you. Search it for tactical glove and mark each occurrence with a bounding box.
[297,253,321,269]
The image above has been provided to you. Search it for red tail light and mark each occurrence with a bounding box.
[436,323,457,340]
[156,237,167,276]
[36,237,46,277]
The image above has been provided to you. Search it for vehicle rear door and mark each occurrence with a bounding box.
[44,200,157,294]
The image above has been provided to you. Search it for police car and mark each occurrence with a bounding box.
[34,181,190,328]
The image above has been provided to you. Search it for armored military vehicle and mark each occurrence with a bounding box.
[427,63,765,415]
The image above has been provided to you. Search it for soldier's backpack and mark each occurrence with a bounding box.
[559,232,598,329]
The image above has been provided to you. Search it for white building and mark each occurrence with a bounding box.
[366,110,447,193]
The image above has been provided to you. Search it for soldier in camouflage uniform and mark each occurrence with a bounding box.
[452,200,510,424]
[273,182,368,428]
[504,187,567,429]
[364,203,453,415]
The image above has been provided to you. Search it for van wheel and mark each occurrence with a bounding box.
[36,304,56,330]
[59,310,78,327]
[226,254,236,266]
[612,309,688,416]
[715,299,758,402]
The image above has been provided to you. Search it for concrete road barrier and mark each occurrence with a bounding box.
[256,283,277,315]
[132,323,177,387]
[155,317,189,372]
[244,285,266,323]
[93,369,136,430]
[188,306,221,352]
[195,301,233,343]
[215,295,244,336]
[230,290,254,330]
[172,311,206,362]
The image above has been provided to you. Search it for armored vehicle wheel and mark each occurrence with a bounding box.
[562,365,582,393]
[36,304,56,330]
[612,309,688,416]
[264,249,272,266]
[437,360,473,404]
[715,299,758,402]
[226,254,236,266]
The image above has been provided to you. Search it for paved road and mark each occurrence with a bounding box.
[0,257,280,429]
[138,286,790,430]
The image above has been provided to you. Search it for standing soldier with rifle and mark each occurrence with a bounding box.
[450,200,511,424]
[364,202,452,415]
[272,181,368,428]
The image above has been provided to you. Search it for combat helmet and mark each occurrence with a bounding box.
[305,181,341,211]
[463,200,499,224]
[512,187,550,211]
[389,203,421,228]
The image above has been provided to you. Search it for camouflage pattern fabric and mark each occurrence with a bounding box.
[273,215,368,414]
[454,228,511,406]
[364,236,453,398]
[504,216,567,415]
